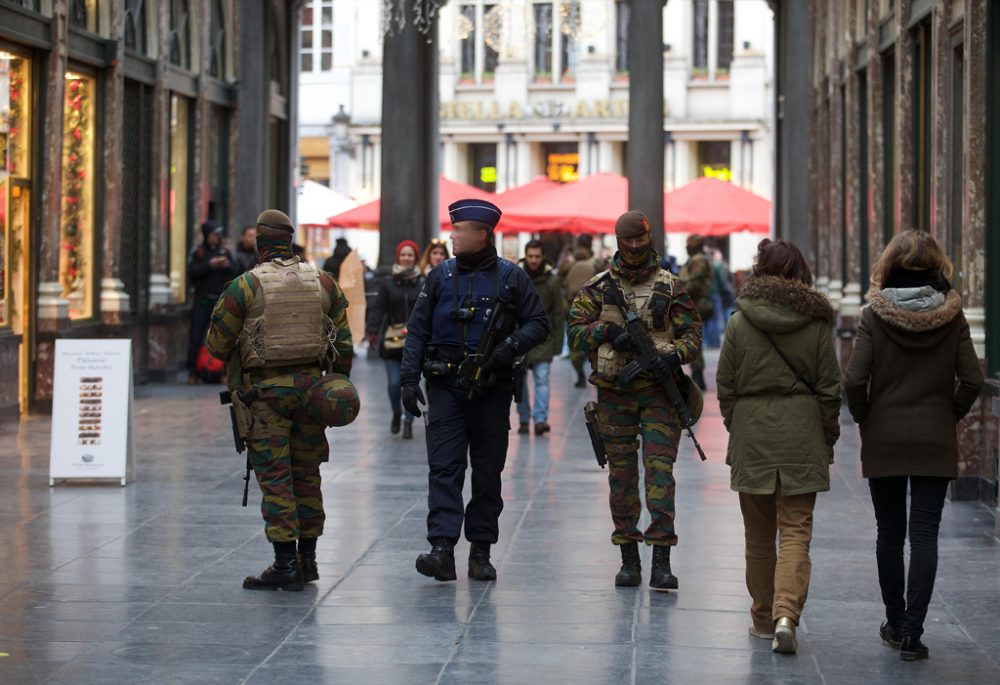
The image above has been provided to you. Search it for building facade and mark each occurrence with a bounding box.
[0,0,301,416]
[809,0,997,511]
[299,0,774,213]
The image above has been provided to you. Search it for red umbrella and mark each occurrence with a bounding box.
[498,173,628,234]
[497,176,560,205]
[327,175,495,230]
[664,177,771,235]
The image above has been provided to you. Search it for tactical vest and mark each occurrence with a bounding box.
[239,258,335,369]
[430,257,517,353]
[592,268,677,379]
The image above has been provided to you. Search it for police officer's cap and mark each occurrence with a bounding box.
[256,209,294,234]
[448,199,502,229]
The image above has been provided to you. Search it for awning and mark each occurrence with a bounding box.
[296,180,357,228]
[497,173,628,234]
[664,177,771,236]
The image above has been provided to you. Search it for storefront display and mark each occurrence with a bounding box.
[61,72,95,320]
[169,94,191,302]
[1,50,31,328]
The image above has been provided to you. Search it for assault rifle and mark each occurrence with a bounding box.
[594,272,707,462]
[456,299,519,398]
[219,350,255,506]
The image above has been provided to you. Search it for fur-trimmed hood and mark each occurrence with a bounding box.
[867,286,963,339]
[736,275,836,334]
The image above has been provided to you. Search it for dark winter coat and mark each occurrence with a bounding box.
[366,269,424,359]
[188,243,238,300]
[844,287,984,479]
[717,275,841,495]
[519,261,565,365]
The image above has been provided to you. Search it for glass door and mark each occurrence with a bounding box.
[1,179,32,413]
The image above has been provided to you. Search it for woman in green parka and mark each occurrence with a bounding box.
[716,239,841,655]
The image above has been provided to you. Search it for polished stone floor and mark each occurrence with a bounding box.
[0,351,998,684]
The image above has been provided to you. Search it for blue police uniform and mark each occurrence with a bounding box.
[401,200,548,577]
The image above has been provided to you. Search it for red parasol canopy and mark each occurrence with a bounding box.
[497,176,561,205]
[664,177,771,236]
[327,175,495,230]
[497,173,628,234]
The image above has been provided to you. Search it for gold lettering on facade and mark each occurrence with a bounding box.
[437,99,647,122]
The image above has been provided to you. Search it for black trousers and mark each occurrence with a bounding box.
[425,380,512,545]
[868,475,950,639]
[187,297,216,374]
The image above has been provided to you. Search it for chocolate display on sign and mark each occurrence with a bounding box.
[76,376,104,445]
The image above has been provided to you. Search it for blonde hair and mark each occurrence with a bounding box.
[419,239,450,274]
[870,230,953,290]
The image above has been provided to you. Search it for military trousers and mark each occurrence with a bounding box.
[596,386,681,546]
[245,369,328,544]
[425,379,512,545]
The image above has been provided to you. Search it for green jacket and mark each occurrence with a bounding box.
[519,260,565,365]
[716,275,841,495]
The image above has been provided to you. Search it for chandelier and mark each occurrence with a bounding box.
[559,0,582,39]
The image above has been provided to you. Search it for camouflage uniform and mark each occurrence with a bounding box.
[680,252,713,375]
[206,254,352,544]
[567,252,702,546]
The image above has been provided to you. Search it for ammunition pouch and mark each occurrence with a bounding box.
[231,389,255,440]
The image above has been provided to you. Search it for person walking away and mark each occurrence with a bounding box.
[844,230,983,661]
[563,234,604,387]
[400,199,548,583]
[322,238,351,279]
[716,239,841,655]
[516,240,564,436]
[419,239,451,275]
[187,220,237,384]
[680,235,713,390]
[206,210,357,590]
[568,211,702,590]
[367,240,424,439]
[234,226,259,274]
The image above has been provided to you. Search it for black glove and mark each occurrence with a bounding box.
[401,382,426,418]
[648,352,681,382]
[604,323,634,352]
[483,336,519,372]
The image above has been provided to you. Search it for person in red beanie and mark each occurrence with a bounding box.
[367,240,424,438]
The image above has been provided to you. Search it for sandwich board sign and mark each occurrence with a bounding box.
[49,339,135,486]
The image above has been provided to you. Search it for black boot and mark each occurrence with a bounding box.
[243,542,305,591]
[415,538,457,581]
[615,542,641,587]
[691,369,706,391]
[402,421,413,440]
[390,412,401,435]
[899,635,929,660]
[468,543,497,581]
[298,538,319,583]
[649,545,679,590]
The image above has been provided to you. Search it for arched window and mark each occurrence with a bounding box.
[124,0,148,55]
[69,0,98,32]
[168,0,191,69]
[209,0,227,79]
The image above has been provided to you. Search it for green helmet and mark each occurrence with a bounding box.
[304,374,360,427]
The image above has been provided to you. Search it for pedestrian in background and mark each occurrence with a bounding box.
[367,240,424,439]
[705,248,733,348]
[419,238,450,275]
[234,226,259,274]
[716,239,841,655]
[323,237,351,279]
[680,235,713,390]
[516,239,564,436]
[844,230,983,661]
[186,220,236,384]
[563,234,604,387]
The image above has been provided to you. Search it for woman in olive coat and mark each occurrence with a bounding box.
[717,239,841,655]
[844,230,983,661]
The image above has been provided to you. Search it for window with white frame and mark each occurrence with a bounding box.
[300,0,333,73]
[455,2,502,84]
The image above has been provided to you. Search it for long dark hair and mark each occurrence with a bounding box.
[752,239,813,286]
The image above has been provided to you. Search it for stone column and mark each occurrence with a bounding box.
[895,1,914,234]
[626,0,666,254]
[379,15,439,265]
[866,0,886,278]
[148,0,173,308]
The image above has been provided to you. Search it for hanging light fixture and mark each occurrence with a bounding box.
[559,0,582,39]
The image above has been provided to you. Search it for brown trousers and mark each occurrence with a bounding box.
[739,489,817,629]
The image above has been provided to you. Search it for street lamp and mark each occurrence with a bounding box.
[332,105,351,146]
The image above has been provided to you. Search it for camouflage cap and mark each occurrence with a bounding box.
[256,209,294,233]
[615,210,651,240]
[304,374,360,427]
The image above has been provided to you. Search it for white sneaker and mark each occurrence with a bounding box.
[772,617,798,654]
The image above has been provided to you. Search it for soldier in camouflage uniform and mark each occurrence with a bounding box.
[680,234,713,390]
[568,211,702,590]
[207,210,355,591]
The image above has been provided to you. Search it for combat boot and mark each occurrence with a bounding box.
[468,543,497,581]
[649,545,679,590]
[243,542,304,591]
[415,538,457,581]
[615,542,642,587]
[298,538,319,583]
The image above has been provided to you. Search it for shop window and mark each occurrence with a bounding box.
[615,0,629,73]
[61,72,96,320]
[209,0,227,79]
[208,106,229,228]
[544,142,579,183]
[169,0,191,70]
[698,141,732,181]
[912,17,932,232]
[1,51,31,328]
[169,94,191,302]
[533,2,553,78]
[469,143,497,192]
[124,0,148,55]
[717,0,734,74]
[692,0,709,75]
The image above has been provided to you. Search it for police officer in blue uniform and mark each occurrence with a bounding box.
[401,199,549,582]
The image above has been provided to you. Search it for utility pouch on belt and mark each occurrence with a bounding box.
[584,401,608,469]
